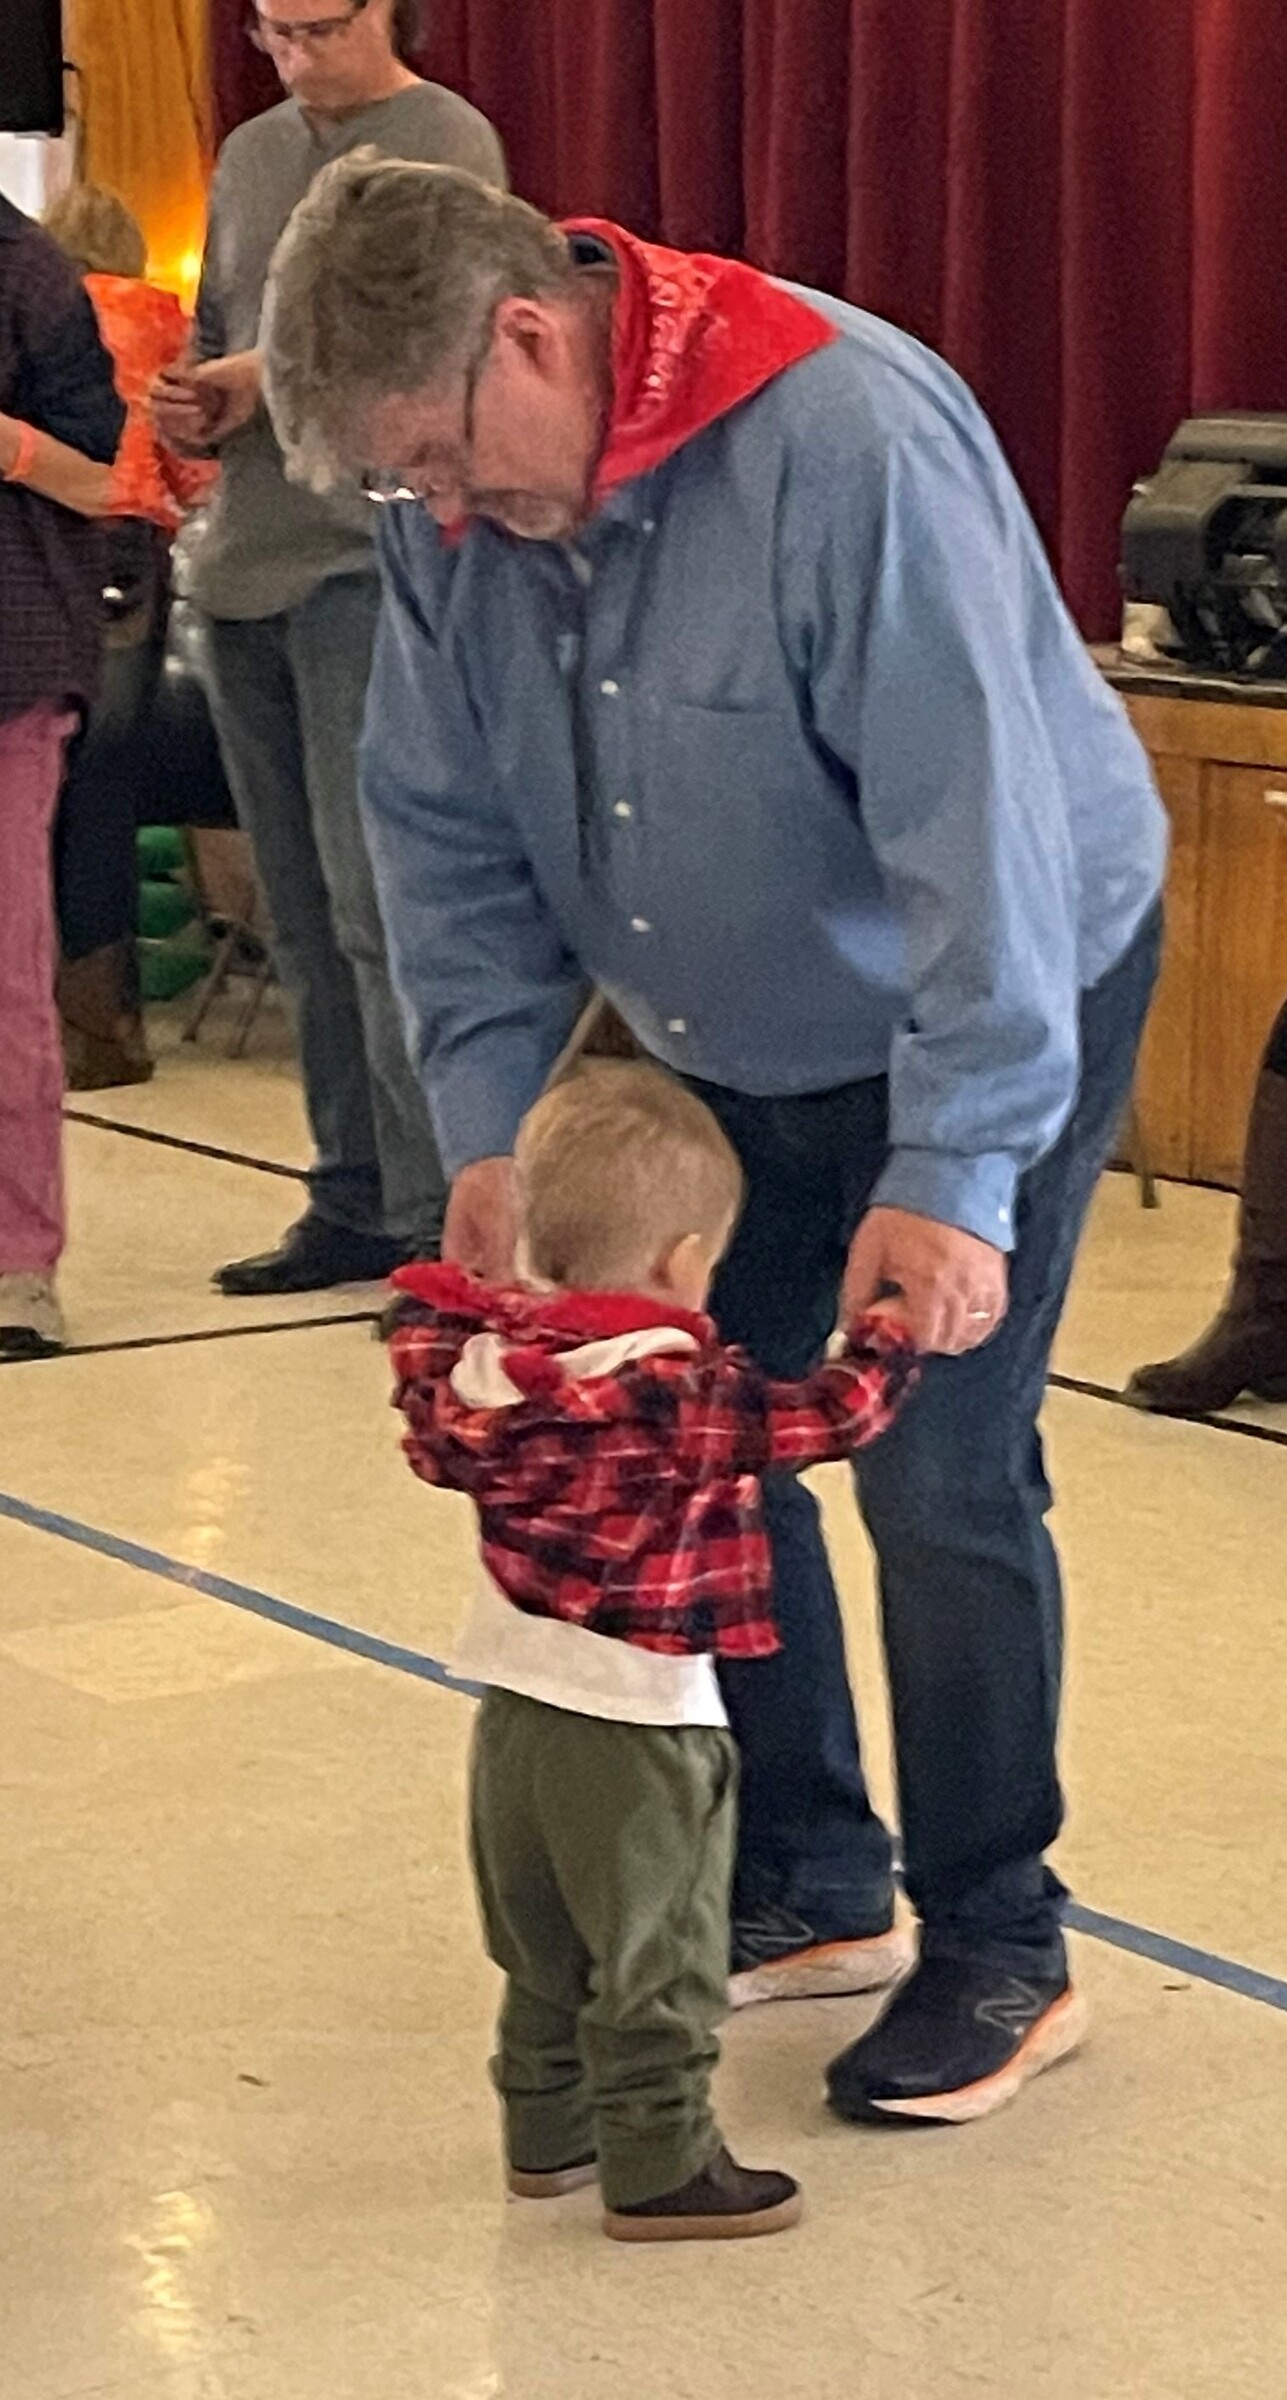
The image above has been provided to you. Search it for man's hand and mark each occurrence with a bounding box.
[442,1157,519,1283]
[151,352,262,453]
[843,1205,1010,1357]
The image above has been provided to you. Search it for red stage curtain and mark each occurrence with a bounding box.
[212,0,1287,637]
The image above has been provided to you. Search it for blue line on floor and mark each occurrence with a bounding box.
[0,1488,481,1700]
[3,1483,1285,2020]
[1064,1902,1287,2013]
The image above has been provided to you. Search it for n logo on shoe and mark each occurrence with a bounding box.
[974,1978,1047,2038]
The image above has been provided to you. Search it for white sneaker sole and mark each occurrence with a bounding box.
[867,1988,1090,2124]
[507,2161,598,2200]
[0,1271,65,1356]
[729,1923,917,2011]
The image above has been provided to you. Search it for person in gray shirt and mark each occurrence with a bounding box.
[153,0,505,1295]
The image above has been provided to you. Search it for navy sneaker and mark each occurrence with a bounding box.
[729,1902,915,2011]
[826,1956,1088,2125]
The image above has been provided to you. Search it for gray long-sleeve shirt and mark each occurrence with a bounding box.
[189,83,505,620]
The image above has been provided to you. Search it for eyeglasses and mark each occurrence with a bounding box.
[363,322,497,506]
[248,0,367,53]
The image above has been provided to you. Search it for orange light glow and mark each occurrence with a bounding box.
[67,0,211,315]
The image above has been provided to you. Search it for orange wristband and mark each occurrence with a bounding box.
[4,422,40,484]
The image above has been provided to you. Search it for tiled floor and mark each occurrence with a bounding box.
[2,998,1284,2400]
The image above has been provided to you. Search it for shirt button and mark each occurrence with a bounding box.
[642,518,656,536]
[614,801,633,820]
[600,678,621,697]
[667,1017,687,1036]
[631,916,651,934]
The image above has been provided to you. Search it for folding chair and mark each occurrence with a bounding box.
[181,827,277,1059]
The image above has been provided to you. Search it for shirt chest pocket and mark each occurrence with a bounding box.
[635,697,836,884]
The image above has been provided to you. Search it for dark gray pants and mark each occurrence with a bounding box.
[202,573,444,1248]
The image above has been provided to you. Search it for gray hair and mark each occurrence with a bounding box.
[262,152,574,492]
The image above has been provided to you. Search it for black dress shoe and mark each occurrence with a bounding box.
[825,1956,1088,2127]
[214,1216,410,1297]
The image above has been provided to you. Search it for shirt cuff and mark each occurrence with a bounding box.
[870,1147,1019,1253]
[430,1020,579,1179]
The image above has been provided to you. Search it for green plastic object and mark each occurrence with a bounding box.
[136,825,187,877]
[138,879,199,939]
[138,933,212,1001]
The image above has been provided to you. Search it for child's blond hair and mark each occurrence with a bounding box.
[44,183,148,280]
[516,1062,743,1291]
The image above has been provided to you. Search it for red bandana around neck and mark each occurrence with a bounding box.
[443,225,838,539]
[565,219,839,500]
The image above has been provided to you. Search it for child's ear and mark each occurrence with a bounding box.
[656,1232,707,1295]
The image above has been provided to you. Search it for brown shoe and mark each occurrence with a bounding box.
[604,2146,802,2244]
[61,1017,154,1092]
[1126,1059,1287,1417]
[58,945,153,1092]
[507,2155,597,2200]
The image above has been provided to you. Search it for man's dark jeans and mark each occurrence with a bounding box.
[695,908,1162,1979]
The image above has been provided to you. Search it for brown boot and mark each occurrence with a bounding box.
[57,946,154,1092]
[1126,1060,1287,1416]
[603,2146,802,2244]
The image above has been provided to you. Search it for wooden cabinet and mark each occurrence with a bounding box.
[1131,752,1201,1182]
[1119,684,1287,1187]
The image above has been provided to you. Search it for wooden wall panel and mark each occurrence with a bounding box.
[1192,767,1287,1184]
[1132,752,1202,1181]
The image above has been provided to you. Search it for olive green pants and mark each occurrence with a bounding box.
[470,1689,738,2210]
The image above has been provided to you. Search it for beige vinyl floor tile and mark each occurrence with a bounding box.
[67,989,312,1171]
[0,1031,1283,2398]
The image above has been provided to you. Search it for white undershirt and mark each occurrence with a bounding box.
[448,1324,729,1730]
[453,1575,728,1729]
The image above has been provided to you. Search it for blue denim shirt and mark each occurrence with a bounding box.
[360,287,1166,1248]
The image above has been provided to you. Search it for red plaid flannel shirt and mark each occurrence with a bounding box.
[388,1265,918,1663]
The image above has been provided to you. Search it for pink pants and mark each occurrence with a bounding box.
[0,703,74,1274]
